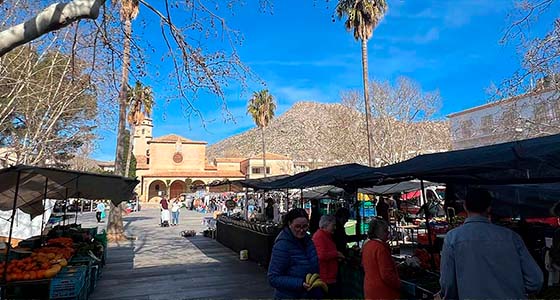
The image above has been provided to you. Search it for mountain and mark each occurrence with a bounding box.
[206,101,451,166]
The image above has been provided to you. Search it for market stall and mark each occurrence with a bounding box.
[216,214,280,267]
[0,165,138,299]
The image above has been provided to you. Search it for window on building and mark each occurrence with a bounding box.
[460,120,474,138]
[142,129,145,135]
[501,108,520,130]
[155,184,160,190]
[251,167,271,174]
[554,101,560,121]
[480,115,494,135]
[534,102,551,124]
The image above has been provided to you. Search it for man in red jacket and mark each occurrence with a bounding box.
[313,215,345,298]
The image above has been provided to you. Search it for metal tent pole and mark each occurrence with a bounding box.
[420,179,436,270]
[355,190,361,238]
[74,176,80,225]
[63,188,69,226]
[3,170,22,285]
[40,178,49,244]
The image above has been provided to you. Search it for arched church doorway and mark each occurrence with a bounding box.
[170,180,186,199]
[148,180,166,202]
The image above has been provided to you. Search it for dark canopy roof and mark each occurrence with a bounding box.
[241,163,374,190]
[446,182,560,218]
[0,165,139,218]
[360,180,439,195]
[348,133,560,186]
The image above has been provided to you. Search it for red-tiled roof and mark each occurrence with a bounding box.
[245,153,291,161]
[215,157,245,163]
[142,170,245,178]
[148,134,207,144]
[205,164,218,170]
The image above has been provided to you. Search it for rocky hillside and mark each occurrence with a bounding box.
[207,102,451,166]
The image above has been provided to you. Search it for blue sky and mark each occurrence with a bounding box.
[92,0,559,161]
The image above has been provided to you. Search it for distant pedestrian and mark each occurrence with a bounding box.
[160,197,170,227]
[95,201,106,223]
[171,199,181,226]
[268,208,320,299]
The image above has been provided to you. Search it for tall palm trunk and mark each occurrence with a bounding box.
[108,17,132,242]
[125,123,135,177]
[261,126,267,178]
[361,39,374,167]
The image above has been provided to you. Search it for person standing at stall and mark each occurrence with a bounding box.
[313,215,344,299]
[362,218,401,300]
[333,207,351,256]
[376,197,390,223]
[268,208,320,299]
[439,188,543,299]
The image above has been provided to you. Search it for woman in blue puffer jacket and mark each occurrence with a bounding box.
[268,208,320,299]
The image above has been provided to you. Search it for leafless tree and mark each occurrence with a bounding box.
[0,43,98,167]
[495,0,560,98]
[340,77,450,166]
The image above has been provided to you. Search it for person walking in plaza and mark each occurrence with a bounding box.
[312,215,344,299]
[95,201,106,223]
[362,218,400,300]
[268,208,320,299]
[171,198,181,226]
[439,189,543,299]
[160,196,170,227]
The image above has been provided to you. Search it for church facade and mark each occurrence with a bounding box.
[133,118,294,202]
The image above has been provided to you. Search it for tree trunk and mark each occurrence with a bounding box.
[107,17,132,242]
[361,39,374,167]
[0,0,106,57]
[125,124,135,177]
[261,126,267,178]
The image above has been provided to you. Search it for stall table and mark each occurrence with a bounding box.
[216,218,280,267]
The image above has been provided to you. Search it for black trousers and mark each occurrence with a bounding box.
[96,212,102,222]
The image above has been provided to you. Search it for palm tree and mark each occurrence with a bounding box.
[108,0,139,242]
[247,90,276,178]
[336,0,388,166]
[125,81,154,177]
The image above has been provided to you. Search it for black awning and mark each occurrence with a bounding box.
[349,133,560,186]
[0,165,138,218]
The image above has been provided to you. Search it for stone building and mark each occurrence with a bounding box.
[448,88,560,150]
[133,118,294,202]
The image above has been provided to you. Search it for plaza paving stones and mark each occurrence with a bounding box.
[76,207,273,299]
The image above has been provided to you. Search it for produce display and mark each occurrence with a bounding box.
[2,237,74,282]
[414,249,440,270]
[2,225,106,300]
[218,215,280,235]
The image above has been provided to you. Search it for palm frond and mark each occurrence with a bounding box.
[247,89,276,128]
[335,0,388,41]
